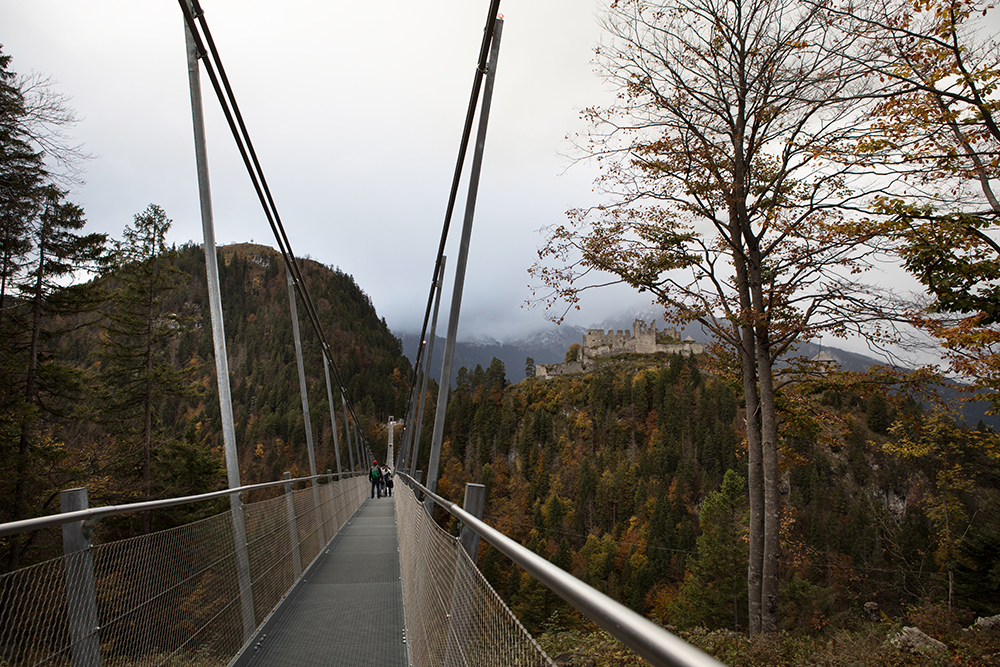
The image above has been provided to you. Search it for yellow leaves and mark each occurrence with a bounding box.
[779,506,811,571]
[883,409,992,565]
[886,409,998,461]
[645,582,682,622]
[573,410,594,440]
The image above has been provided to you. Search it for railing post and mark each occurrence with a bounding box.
[231,501,256,639]
[61,488,100,667]
[412,470,423,504]
[459,483,485,563]
[283,473,302,580]
[325,468,338,533]
[443,482,488,667]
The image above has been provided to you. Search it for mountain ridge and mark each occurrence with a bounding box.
[395,310,998,429]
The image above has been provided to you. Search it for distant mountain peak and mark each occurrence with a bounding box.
[466,335,505,348]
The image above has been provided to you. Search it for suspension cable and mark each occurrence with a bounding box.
[404,0,503,437]
[178,0,369,449]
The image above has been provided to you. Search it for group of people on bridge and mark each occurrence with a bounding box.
[369,461,394,498]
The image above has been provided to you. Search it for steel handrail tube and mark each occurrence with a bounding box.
[399,473,726,667]
[0,472,361,538]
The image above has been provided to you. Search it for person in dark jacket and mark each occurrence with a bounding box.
[383,466,394,497]
[369,461,383,498]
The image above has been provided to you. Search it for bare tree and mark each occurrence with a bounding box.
[824,0,999,221]
[17,71,90,186]
[531,0,904,633]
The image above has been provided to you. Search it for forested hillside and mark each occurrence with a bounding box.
[427,353,1000,639]
[1,241,412,569]
[4,230,999,653]
[161,243,412,478]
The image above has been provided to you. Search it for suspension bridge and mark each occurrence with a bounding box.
[1,1,727,665]
[0,470,722,667]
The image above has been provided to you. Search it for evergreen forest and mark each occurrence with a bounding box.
[425,353,1000,663]
[2,240,413,568]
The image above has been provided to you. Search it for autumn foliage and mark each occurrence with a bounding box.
[431,353,1000,638]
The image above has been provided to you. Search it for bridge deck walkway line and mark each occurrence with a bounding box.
[234,495,407,667]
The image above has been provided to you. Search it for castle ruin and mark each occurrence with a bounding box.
[535,319,703,380]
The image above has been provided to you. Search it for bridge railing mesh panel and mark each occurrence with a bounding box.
[0,475,366,667]
[396,485,554,667]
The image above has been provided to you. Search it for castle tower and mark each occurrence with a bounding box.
[633,319,658,354]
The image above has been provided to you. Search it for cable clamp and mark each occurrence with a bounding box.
[82,517,98,541]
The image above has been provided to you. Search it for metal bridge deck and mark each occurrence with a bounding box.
[234,496,407,667]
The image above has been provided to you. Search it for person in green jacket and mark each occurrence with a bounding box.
[369,460,383,498]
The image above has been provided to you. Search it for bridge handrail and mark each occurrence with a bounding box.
[0,471,361,538]
[401,473,726,667]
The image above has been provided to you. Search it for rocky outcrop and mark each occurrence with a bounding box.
[889,626,948,655]
[974,614,1000,630]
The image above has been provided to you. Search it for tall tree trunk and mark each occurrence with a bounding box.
[745,236,781,634]
[736,229,782,634]
[728,182,764,634]
[10,233,45,570]
[142,287,154,535]
[755,326,780,634]
[739,318,763,635]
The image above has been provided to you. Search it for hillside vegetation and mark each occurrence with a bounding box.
[2,242,412,567]
[426,352,1000,660]
[4,234,999,662]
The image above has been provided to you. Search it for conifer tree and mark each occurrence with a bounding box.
[0,50,44,335]
[2,186,105,569]
[100,204,194,533]
[0,47,107,569]
[671,469,749,630]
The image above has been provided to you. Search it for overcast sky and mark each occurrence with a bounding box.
[6,2,997,362]
[3,0,660,341]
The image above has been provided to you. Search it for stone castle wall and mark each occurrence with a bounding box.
[535,320,702,380]
[580,319,677,360]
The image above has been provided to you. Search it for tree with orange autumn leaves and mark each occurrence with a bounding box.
[530,0,910,634]
[820,4,1000,604]
[820,0,1000,413]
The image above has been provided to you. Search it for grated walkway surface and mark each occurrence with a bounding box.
[234,496,407,667]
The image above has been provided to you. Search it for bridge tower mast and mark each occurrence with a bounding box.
[183,2,254,640]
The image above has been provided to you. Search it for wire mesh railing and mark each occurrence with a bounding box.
[398,474,727,667]
[395,481,555,667]
[0,474,366,667]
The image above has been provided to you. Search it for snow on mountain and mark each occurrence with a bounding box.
[512,324,586,349]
